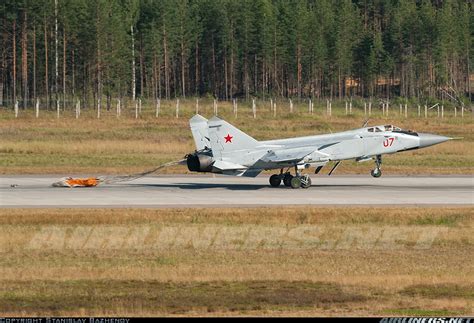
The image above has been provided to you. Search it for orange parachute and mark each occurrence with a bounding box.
[51,159,186,188]
[52,177,101,188]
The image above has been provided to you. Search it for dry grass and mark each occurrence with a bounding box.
[0,100,472,175]
[0,206,472,226]
[0,207,472,316]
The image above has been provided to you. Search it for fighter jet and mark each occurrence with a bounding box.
[186,114,451,188]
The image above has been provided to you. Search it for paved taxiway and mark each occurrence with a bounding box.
[1,175,472,208]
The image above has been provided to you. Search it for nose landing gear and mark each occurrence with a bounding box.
[371,155,382,178]
[371,168,382,178]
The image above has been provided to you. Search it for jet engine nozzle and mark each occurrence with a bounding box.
[186,152,214,172]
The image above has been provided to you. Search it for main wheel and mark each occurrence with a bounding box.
[269,174,282,187]
[301,175,312,189]
[371,169,382,178]
[290,177,302,189]
[283,173,293,187]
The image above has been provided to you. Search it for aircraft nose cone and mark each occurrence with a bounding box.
[418,133,451,148]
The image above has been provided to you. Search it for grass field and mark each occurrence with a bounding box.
[1,98,472,175]
[0,207,472,316]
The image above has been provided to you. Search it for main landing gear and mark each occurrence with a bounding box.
[269,167,312,189]
[371,155,382,178]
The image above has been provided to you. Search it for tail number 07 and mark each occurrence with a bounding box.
[383,137,395,147]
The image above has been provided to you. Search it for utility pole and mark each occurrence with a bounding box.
[21,10,28,110]
[131,25,136,101]
[55,0,58,109]
[13,19,16,108]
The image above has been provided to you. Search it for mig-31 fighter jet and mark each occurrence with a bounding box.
[185,114,450,189]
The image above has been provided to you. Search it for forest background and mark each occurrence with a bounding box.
[0,0,472,111]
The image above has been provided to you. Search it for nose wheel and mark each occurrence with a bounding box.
[371,155,382,178]
[371,168,382,178]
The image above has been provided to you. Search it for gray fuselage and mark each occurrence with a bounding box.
[222,126,425,171]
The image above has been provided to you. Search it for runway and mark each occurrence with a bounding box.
[0,175,472,208]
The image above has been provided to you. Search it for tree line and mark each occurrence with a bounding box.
[0,0,472,110]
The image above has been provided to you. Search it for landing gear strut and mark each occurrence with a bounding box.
[371,155,382,178]
[268,167,312,189]
[292,174,311,189]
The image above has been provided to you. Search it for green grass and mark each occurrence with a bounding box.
[382,309,466,316]
[401,284,474,299]
[408,213,469,227]
[0,280,364,315]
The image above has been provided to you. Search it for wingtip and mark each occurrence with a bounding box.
[190,114,208,123]
[208,115,222,122]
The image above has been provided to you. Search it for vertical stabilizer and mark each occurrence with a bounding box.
[207,116,258,159]
[189,114,210,151]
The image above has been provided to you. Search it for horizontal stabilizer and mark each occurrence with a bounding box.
[212,160,247,171]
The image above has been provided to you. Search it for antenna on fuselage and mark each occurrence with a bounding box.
[361,118,370,128]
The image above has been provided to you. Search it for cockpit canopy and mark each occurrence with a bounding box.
[367,125,402,132]
[366,125,418,136]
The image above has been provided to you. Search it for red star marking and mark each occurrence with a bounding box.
[224,134,233,143]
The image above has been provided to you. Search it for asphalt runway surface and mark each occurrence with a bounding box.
[1,175,472,208]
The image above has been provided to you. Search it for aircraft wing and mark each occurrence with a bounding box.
[261,147,317,163]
